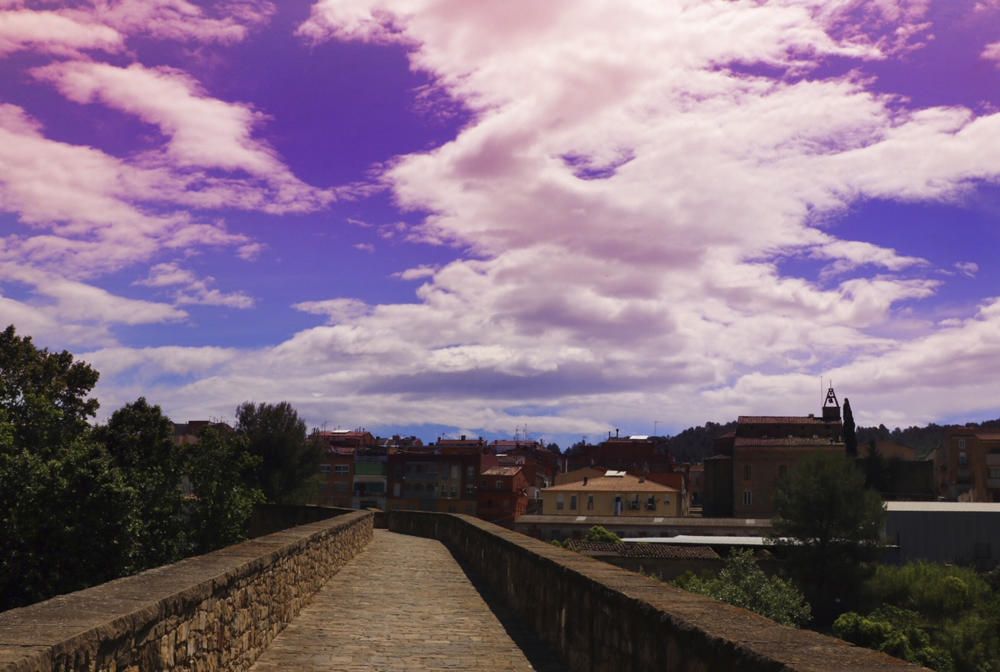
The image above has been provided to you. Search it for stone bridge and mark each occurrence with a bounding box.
[0,509,928,671]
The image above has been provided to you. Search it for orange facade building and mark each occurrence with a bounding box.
[937,430,1000,502]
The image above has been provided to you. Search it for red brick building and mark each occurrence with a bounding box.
[317,448,355,507]
[492,440,559,512]
[387,440,497,515]
[477,466,530,527]
[564,433,674,474]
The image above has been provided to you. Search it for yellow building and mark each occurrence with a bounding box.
[541,471,682,517]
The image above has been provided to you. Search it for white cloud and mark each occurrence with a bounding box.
[293,298,370,323]
[955,261,979,277]
[137,262,254,309]
[393,264,438,280]
[238,0,1000,432]
[0,8,122,56]
[89,0,275,44]
[983,41,1000,65]
[26,0,999,436]
[33,61,330,212]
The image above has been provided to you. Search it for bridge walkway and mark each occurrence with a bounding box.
[249,529,566,672]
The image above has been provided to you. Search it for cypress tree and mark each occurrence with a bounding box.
[843,398,858,457]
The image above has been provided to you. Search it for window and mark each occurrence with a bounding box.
[960,451,968,467]
[319,464,332,474]
[465,483,476,495]
[334,464,350,475]
[587,495,594,511]
[959,438,967,451]
[496,479,503,490]
[570,495,577,510]
[556,494,565,510]
[466,465,475,478]
[645,496,656,511]
[990,468,1000,479]
[742,490,752,506]
[744,464,752,481]
[630,494,640,510]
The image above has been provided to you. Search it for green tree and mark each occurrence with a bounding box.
[0,325,99,454]
[0,327,137,609]
[834,606,954,671]
[0,437,138,609]
[583,525,621,543]
[863,439,889,492]
[849,562,1000,672]
[843,398,858,457]
[186,425,264,553]
[94,398,189,569]
[771,451,885,623]
[0,327,137,608]
[674,549,811,626]
[236,401,323,504]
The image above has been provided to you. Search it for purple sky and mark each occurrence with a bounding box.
[2,0,1000,446]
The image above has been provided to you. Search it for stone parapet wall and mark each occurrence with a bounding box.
[0,510,373,672]
[246,503,353,538]
[388,510,929,672]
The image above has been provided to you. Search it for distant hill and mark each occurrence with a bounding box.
[666,421,737,463]
[664,417,1000,463]
[856,418,1000,460]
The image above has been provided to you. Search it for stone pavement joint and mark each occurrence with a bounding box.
[249,529,566,671]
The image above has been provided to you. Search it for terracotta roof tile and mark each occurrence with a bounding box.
[544,473,677,493]
[737,415,833,425]
[733,437,844,448]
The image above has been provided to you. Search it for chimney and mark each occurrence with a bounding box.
[583,476,589,486]
[615,428,620,438]
[460,434,466,440]
[639,476,645,483]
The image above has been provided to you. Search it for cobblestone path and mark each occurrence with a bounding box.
[250,530,566,671]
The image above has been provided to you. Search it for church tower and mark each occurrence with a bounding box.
[822,386,841,422]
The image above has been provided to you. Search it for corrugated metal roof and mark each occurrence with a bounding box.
[621,535,771,546]
[481,466,522,477]
[516,514,771,527]
[886,501,1000,513]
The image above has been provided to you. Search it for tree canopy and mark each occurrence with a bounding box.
[0,326,136,608]
[771,451,885,622]
[236,401,323,504]
[0,325,269,610]
[94,398,189,569]
[675,549,811,627]
[835,562,1000,672]
[186,425,264,552]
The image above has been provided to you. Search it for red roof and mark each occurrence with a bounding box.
[734,437,843,448]
[737,415,831,425]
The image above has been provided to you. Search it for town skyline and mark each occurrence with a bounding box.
[1,1,999,444]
